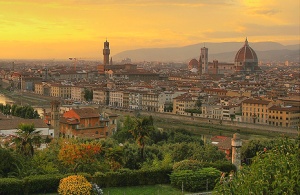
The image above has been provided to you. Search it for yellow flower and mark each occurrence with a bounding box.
[58,175,92,195]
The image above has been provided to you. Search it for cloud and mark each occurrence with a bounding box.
[251,8,280,16]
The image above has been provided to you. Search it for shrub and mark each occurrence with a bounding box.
[173,160,203,171]
[23,174,64,194]
[0,178,23,195]
[92,167,172,187]
[170,167,221,192]
[58,175,92,195]
[173,160,235,173]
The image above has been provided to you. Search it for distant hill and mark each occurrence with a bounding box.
[113,42,299,63]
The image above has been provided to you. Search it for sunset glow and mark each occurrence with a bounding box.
[0,0,299,59]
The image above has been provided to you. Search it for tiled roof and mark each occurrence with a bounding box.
[0,119,48,130]
[242,99,271,105]
[72,108,99,118]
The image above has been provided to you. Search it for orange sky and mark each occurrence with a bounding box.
[0,0,299,59]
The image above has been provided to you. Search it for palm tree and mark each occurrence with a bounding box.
[129,116,154,159]
[13,123,42,157]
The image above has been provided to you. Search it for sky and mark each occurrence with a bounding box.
[0,0,299,59]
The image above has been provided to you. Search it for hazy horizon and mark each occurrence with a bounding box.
[0,0,299,59]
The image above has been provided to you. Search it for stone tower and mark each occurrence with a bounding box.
[50,100,60,138]
[231,133,242,170]
[200,47,208,74]
[103,39,110,65]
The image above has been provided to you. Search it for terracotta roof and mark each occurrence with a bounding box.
[72,108,99,118]
[242,99,271,105]
[268,105,300,112]
[0,119,48,130]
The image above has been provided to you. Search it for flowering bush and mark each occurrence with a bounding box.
[58,175,92,195]
[91,183,104,195]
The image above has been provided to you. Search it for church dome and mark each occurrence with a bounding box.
[234,38,258,63]
[188,59,198,70]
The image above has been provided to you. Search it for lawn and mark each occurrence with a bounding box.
[103,184,188,195]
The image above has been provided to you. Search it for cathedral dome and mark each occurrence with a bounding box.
[234,38,258,63]
[188,59,198,70]
[234,38,260,73]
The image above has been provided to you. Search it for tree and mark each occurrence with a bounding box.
[13,123,42,157]
[129,116,154,159]
[214,137,300,194]
[58,141,102,173]
[84,88,93,101]
[196,96,202,109]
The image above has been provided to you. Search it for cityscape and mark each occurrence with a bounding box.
[0,0,299,194]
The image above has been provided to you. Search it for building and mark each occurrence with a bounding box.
[199,47,208,74]
[268,105,300,128]
[59,108,109,139]
[235,38,261,73]
[103,39,110,65]
[242,98,273,124]
[173,93,198,115]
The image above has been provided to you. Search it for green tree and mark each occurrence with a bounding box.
[196,96,202,109]
[129,116,154,159]
[13,123,42,157]
[84,88,93,101]
[214,137,300,194]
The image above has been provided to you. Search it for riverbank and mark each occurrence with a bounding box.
[0,89,56,106]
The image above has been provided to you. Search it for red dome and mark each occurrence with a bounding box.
[234,39,258,63]
[188,58,198,69]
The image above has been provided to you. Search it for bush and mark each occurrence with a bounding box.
[173,160,235,173]
[0,178,23,195]
[173,160,203,171]
[170,167,221,192]
[92,167,172,187]
[23,174,64,194]
[58,175,92,195]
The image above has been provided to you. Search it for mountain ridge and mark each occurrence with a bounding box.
[112,42,299,63]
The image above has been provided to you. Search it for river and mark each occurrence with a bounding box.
[0,92,46,116]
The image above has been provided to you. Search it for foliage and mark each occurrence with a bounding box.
[58,175,92,195]
[104,146,124,171]
[129,116,154,159]
[173,160,235,174]
[13,123,42,156]
[241,138,276,162]
[214,137,300,194]
[92,167,172,188]
[184,109,202,114]
[170,168,221,192]
[0,103,11,115]
[58,141,102,173]
[84,88,93,101]
[23,174,64,194]
[0,104,40,119]
[0,178,23,195]
[0,148,20,178]
[173,160,203,172]
[91,183,104,195]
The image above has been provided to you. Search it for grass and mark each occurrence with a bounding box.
[103,184,188,195]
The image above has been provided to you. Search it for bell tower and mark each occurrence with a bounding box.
[50,100,60,138]
[103,39,110,65]
[200,47,208,74]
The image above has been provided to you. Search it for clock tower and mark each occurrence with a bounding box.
[103,39,110,65]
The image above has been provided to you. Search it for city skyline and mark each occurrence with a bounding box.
[0,0,299,59]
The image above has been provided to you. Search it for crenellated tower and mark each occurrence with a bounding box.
[103,39,110,65]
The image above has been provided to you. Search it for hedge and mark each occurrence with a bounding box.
[170,167,221,192]
[23,174,64,194]
[91,167,172,187]
[0,178,23,195]
[173,160,236,173]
